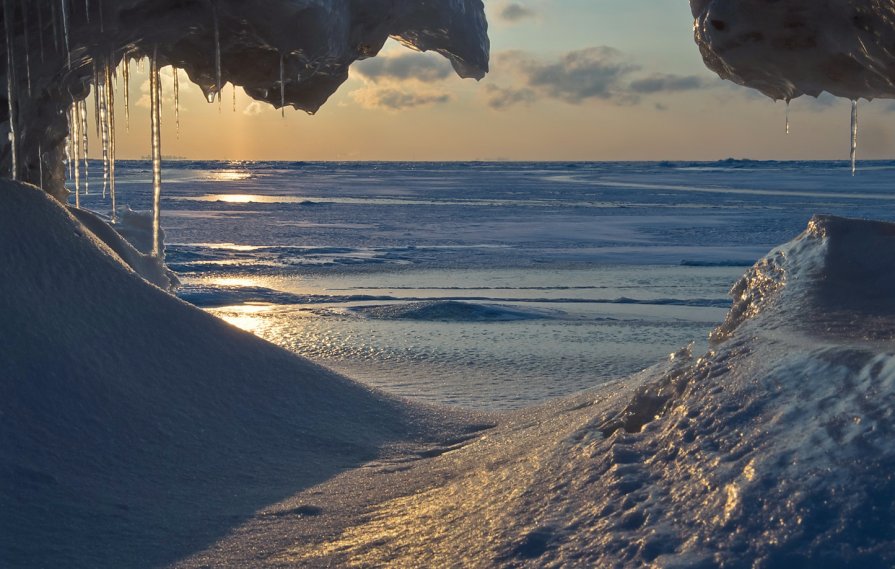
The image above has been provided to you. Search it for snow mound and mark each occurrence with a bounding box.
[67,206,179,291]
[209,215,895,568]
[349,301,551,322]
[0,180,482,568]
[692,0,895,101]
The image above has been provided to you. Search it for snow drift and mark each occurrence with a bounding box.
[0,179,484,568]
[691,0,895,101]
[164,214,895,568]
[3,178,895,568]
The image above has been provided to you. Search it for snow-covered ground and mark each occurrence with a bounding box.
[81,159,895,409]
[4,171,895,567]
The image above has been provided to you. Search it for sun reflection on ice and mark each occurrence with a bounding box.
[203,170,253,182]
[215,303,273,335]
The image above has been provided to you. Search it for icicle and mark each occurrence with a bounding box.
[850,99,859,176]
[80,99,89,195]
[99,63,108,198]
[213,5,222,103]
[60,0,70,66]
[84,0,89,23]
[123,57,130,131]
[19,0,31,96]
[173,67,180,139]
[785,99,790,135]
[4,0,19,180]
[71,103,81,208]
[105,61,116,222]
[50,0,58,52]
[64,125,72,188]
[93,62,101,138]
[280,52,286,118]
[150,48,163,258]
[37,0,44,61]
[38,144,43,191]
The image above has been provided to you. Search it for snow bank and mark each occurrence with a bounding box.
[179,215,895,567]
[6,176,895,566]
[67,206,179,291]
[349,300,551,322]
[0,180,483,568]
[691,0,895,101]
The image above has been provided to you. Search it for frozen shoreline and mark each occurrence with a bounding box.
[4,177,895,566]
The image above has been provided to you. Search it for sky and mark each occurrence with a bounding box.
[103,0,895,162]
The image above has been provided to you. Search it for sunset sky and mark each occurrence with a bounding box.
[105,0,895,162]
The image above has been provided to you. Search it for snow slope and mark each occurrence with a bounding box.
[4,176,895,567]
[0,180,485,568]
[170,216,895,568]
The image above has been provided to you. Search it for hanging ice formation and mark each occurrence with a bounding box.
[280,52,286,118]
[123,57,129,131]
[784,100,790,135]
[212,5,221,103]
[150,48,162,258]
[49,0,58,52]
[0,0,490,206]
[36,0,44,61]
[59,0,70,66]
[174,67,181,138]
[850,100,858,176]
[105,61,117,220]
[80,99,89,195]
[37,144,43,191]
[69,103,81,207]
[4,0,18,180]
[98,64,108,198]
[20,0,30,96]
[691,1,895,173]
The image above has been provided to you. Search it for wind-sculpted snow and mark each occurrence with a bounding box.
[691,0,895,102]
[348,300,552,322]
[5,179,895,566]
[0,0,489,199]
[175,215,895,567]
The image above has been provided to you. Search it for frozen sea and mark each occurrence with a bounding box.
[79,160,895,409]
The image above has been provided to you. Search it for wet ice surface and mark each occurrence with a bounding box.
[80,160,895,409]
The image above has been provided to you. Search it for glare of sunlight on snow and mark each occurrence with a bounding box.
[207,193,262,203]
[204,170,253,182]
[216,304,273,334]
[203,243,263,252]
[210,277,261,287]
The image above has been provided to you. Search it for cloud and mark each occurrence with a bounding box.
[351,86,452,111]
[486,47,720,109]
[629,74,707,94]
[484,85,537,109]
[353,53,453,83]
[499,3,536,23]
[496,47,639,105]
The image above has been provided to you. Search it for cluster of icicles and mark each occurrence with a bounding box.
[62,55,167,258]
[783,99,861,176]
[4,0,293,259]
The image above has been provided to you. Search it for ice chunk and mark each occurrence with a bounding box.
[692,0,895,101]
